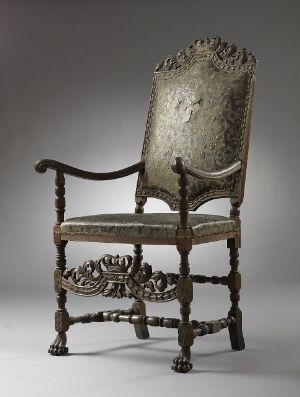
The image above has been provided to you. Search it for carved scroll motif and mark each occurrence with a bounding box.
[61,254,178,302]
[155,37,257,73]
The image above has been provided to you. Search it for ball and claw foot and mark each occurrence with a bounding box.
[171,354,193,373]
[48,333,68,356]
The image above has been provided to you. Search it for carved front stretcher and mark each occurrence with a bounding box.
[35,37,256,372]
[55,254,178,301]
[54,251,235,362]
[55,253,229,301]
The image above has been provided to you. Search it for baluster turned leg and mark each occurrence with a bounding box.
[172,247,194,373]
[227,238,245,350]
[131,197,149,339]
[131,244,150,339]
[172,158,193,373]
[49,171,69,355]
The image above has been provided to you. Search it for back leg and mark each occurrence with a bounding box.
[131,299,150,339]
[227,238,245,350]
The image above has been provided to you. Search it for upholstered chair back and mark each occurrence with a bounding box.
[136,37,257,210]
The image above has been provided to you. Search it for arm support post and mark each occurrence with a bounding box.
[35,159,145,220]
[172,157,189,229]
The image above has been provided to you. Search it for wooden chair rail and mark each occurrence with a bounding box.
[56,254,229,302]
[190,274,228,285]
[35,159,145,180]
[69,309,234,338]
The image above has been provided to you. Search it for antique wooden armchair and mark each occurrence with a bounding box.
[35,37,257,373]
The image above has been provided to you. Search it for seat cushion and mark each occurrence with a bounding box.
[60,213,239,243]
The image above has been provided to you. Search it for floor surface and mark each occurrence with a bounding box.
[1,284,299,397]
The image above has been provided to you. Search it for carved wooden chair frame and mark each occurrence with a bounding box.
[35,37,257,373]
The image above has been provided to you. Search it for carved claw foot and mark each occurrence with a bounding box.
[48,332,68,356]
[171,354,193,373]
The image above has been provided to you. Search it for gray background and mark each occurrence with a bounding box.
[0,1,299,396]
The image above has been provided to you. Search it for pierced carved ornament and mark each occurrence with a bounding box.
[61,254,178,302]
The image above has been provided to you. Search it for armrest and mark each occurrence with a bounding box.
[35,159,145,180]
[172,157,241,180]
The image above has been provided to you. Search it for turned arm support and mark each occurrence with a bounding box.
[171,157,189,229]
[35,159,145,180]
[172,157,242,230]
[35,159,145,225]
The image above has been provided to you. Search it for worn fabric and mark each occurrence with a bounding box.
[137,56,252,209]
[61,213,239,240]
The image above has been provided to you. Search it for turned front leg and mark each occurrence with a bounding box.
[49,241,69,355]
[131,244,150,339]
[49,171,69,355]
[172,245,194,373]
[171,157,193,373]
[131,197,150,339]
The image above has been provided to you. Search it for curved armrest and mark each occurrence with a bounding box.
[172,157,241,180]
[35,159,145,180]
[186,160,241,179]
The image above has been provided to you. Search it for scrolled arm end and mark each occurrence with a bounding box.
[35,159,50,173]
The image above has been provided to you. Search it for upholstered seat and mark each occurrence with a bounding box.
[60,213,239,244]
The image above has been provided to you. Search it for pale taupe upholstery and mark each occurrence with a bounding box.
[136,37,256,210]
[60,213,239,243]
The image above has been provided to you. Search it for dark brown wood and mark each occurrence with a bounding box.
[177,277,193,303]
[49,240,69,356]
[190,274,228,285]
[193,317,235,337]
[69,310,235,333]
[49,172,69,356]
[131,300,150,339]
[227,236,245,350]
[171,157,193,373]
[229,199,242,248]
[132,196,147,273]
[69,309,133,325]
[55,171,65,225]
[70,310,180,328]
[61,254,178,301]
[35,159,145,180]
[131,196,150,339]
[172,157,189,229]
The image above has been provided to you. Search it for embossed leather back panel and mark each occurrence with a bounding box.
[136,38,256,210]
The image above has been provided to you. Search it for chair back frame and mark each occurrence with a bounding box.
[136,37,257,210]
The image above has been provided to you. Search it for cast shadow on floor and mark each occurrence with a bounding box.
[66,335,279,377]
